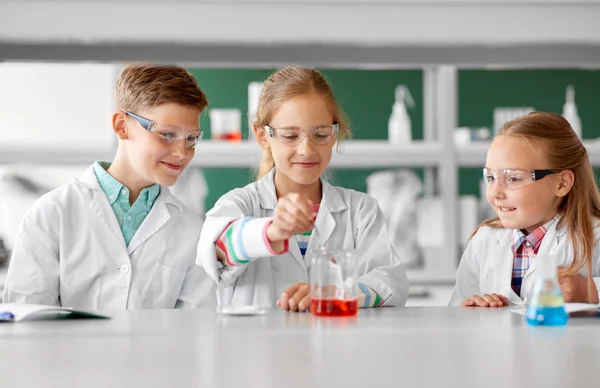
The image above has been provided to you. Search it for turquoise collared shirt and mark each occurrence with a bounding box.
[92,161,161,246]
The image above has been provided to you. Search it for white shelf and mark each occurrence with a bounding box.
[0,149,115,165]
[192,140,441,168]
[334,141,442,168]
[457,140,600,167]
[0,141,442,169]
[13,138,600,170]
[455,142,490,167]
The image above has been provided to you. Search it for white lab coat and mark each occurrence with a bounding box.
[3,165,215,310]
[449,220,600,306]
[197,169,409,307]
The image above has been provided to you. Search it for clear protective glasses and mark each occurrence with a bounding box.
[483,167,557,191]
[264,123,339,146]
[126,111,203,148]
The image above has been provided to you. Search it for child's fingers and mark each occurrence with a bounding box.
[461,299,475,307]
[275,208,298,231]
[278,292,290,311]
[498,295,510,306]
[490,293,503,306]
[274,207,310,237]
[280,195,314,227]
[482,294,501,307]
[298,294,312,312]
[288,283,310,312]
[471,295,489,307]
[279,283,301,311]
[278,202,313,232]
[285,193,314,220]
[288,203,314,231]
[283,283,301,297]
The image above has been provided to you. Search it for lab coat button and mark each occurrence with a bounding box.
[120,265,129,274]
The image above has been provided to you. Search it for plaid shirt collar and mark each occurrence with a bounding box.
[511,215,559,254]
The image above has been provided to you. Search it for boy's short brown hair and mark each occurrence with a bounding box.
[115,64,208,113]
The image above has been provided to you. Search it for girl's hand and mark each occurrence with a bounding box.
[558,271,600,304]
[278,282,311,312]
[267,193,314,244]
[462,293,509,307]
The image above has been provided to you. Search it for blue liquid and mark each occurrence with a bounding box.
[526,306,568,326]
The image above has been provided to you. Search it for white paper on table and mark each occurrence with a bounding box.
[0,303,109,322]
[510,303,599,316]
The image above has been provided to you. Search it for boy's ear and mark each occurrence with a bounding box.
[112,111,129,140]
[556,169,575,198]
[254,125,269,149]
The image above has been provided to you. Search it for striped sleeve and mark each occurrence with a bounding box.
[216,217,289,266]
[357,282,385,308]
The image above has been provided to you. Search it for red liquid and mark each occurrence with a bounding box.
[214,131,242,142]
[310,298,358,317]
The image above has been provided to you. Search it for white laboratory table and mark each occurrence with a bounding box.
[0,307,598,388]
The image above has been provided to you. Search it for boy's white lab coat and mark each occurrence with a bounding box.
[3,165,215,310]
[197,169,409,307]
[449,220,600,306]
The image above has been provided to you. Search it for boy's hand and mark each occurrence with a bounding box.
[462,293,509,307]
[278,282,311,312]
[267,193,314,243]
[558,271,600,304]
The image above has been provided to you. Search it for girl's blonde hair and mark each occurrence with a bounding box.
[254,65,351,179]
[474,112,600,281]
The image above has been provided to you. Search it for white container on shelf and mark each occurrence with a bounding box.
[493,107,534,135]
[454,127,471,145]
[209,108,242,142]
[563,85,582,138]
[247,81,264,141]
[388,85,414,145]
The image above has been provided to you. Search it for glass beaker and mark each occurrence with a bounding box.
[525,255,568,326]
[209,108,242,142]
[309,248,359,317]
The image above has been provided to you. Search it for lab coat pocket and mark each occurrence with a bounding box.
[145,264,187,308]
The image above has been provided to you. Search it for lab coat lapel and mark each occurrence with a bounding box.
[497,230,521,302]
[127,187,175,254]
[78,166,129,256]
[305,179,347,270]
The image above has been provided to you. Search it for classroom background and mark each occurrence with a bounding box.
[1,0,599,306]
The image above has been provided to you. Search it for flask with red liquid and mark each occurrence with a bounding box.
[309,248,358,317]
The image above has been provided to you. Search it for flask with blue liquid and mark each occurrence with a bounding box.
[525,255,568,326]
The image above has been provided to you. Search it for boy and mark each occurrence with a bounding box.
[3,64,214,309]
